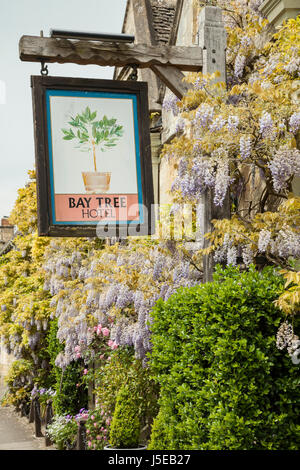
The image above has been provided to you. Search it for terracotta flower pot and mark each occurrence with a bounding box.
[82,171,111,194]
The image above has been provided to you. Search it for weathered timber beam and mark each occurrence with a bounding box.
[19,36,203,71]
[150,65,193,100]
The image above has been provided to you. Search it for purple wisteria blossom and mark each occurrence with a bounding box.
[234,54,246,79]
[213,234,237,266]
[268,148,300,193]
[115,285,134,309]
[227,245,238,266]
[43,236,203,366]
[209,116,227,133]
[274,229,300,259]
[227,115,239,134]
[283,49,300,75]
[258,229,271,253]
[276,321,298,353]
[242,244,254,266]
[104,284,119,310]
[214,158,230,206]
[193,75,208,90]
[193,103,214,129]
[259,111,274,139]
[192,157,216,191]
[262,54,280,77]
[162,93,180,116]
[289,112,300,134]
[240,35,252,48]
[239,135,252,160]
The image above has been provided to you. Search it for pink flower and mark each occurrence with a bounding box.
[86,429,90,434]
[88,441,92,447]
[100,354,105,360]
[74,345,80,352]
[94,423,98,428]
[96,435,102,440]
[76,383,79,388]
[83,369,88,375]
[91,415,95,420]
[102,327,110,337]
[96,324,102,335]
[76,353,81,359]
[106,418,111,426]
[107,340,116,349]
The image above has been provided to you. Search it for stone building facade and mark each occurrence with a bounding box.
[116,0,300,211]
[0,217,14,252]
[0,218,15,398]
[115,0,202,208]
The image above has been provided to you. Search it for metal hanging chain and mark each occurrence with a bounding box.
[40,61,49,76]
[39,30,49,75]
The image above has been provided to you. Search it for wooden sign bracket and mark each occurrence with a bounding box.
[19,6,226,100]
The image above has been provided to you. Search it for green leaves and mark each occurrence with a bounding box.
[149,265,300,450]
[62,128,75,140]
[93,118,124,148]
[109,384,141,448]
[61,107,124,153]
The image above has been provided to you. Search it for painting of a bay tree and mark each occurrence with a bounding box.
[31,76,153,234]
[61,106,124,193]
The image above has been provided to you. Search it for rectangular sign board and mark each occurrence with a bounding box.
[31,76,154,237]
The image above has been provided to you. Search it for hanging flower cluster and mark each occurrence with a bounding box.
[42,239,202,367]
[164,68,300,212]
[161,6,300,275]
[0,174,52,367]
[204,197,300,269]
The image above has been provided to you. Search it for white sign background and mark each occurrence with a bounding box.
[49,95,139,194]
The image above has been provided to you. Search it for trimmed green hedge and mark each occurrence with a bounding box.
[148,265,300,450]
[109,384,141,449]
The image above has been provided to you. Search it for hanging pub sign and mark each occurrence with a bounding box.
[31,76,154,238]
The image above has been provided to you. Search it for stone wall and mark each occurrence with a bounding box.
[0,218,14,251]
[160,0,199,205]
[0,340,14,400]
[0,226,14,244]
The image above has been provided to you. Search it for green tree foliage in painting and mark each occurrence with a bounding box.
[61,106,124,171]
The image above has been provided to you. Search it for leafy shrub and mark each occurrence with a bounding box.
[94,348,158,442]
[45,414,78,450]
[2,359,33,408]
[46,319,87,415]
[109,384,140,449]
[148,265,300,450]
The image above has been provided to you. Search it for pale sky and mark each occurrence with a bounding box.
[0,0,127,220]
